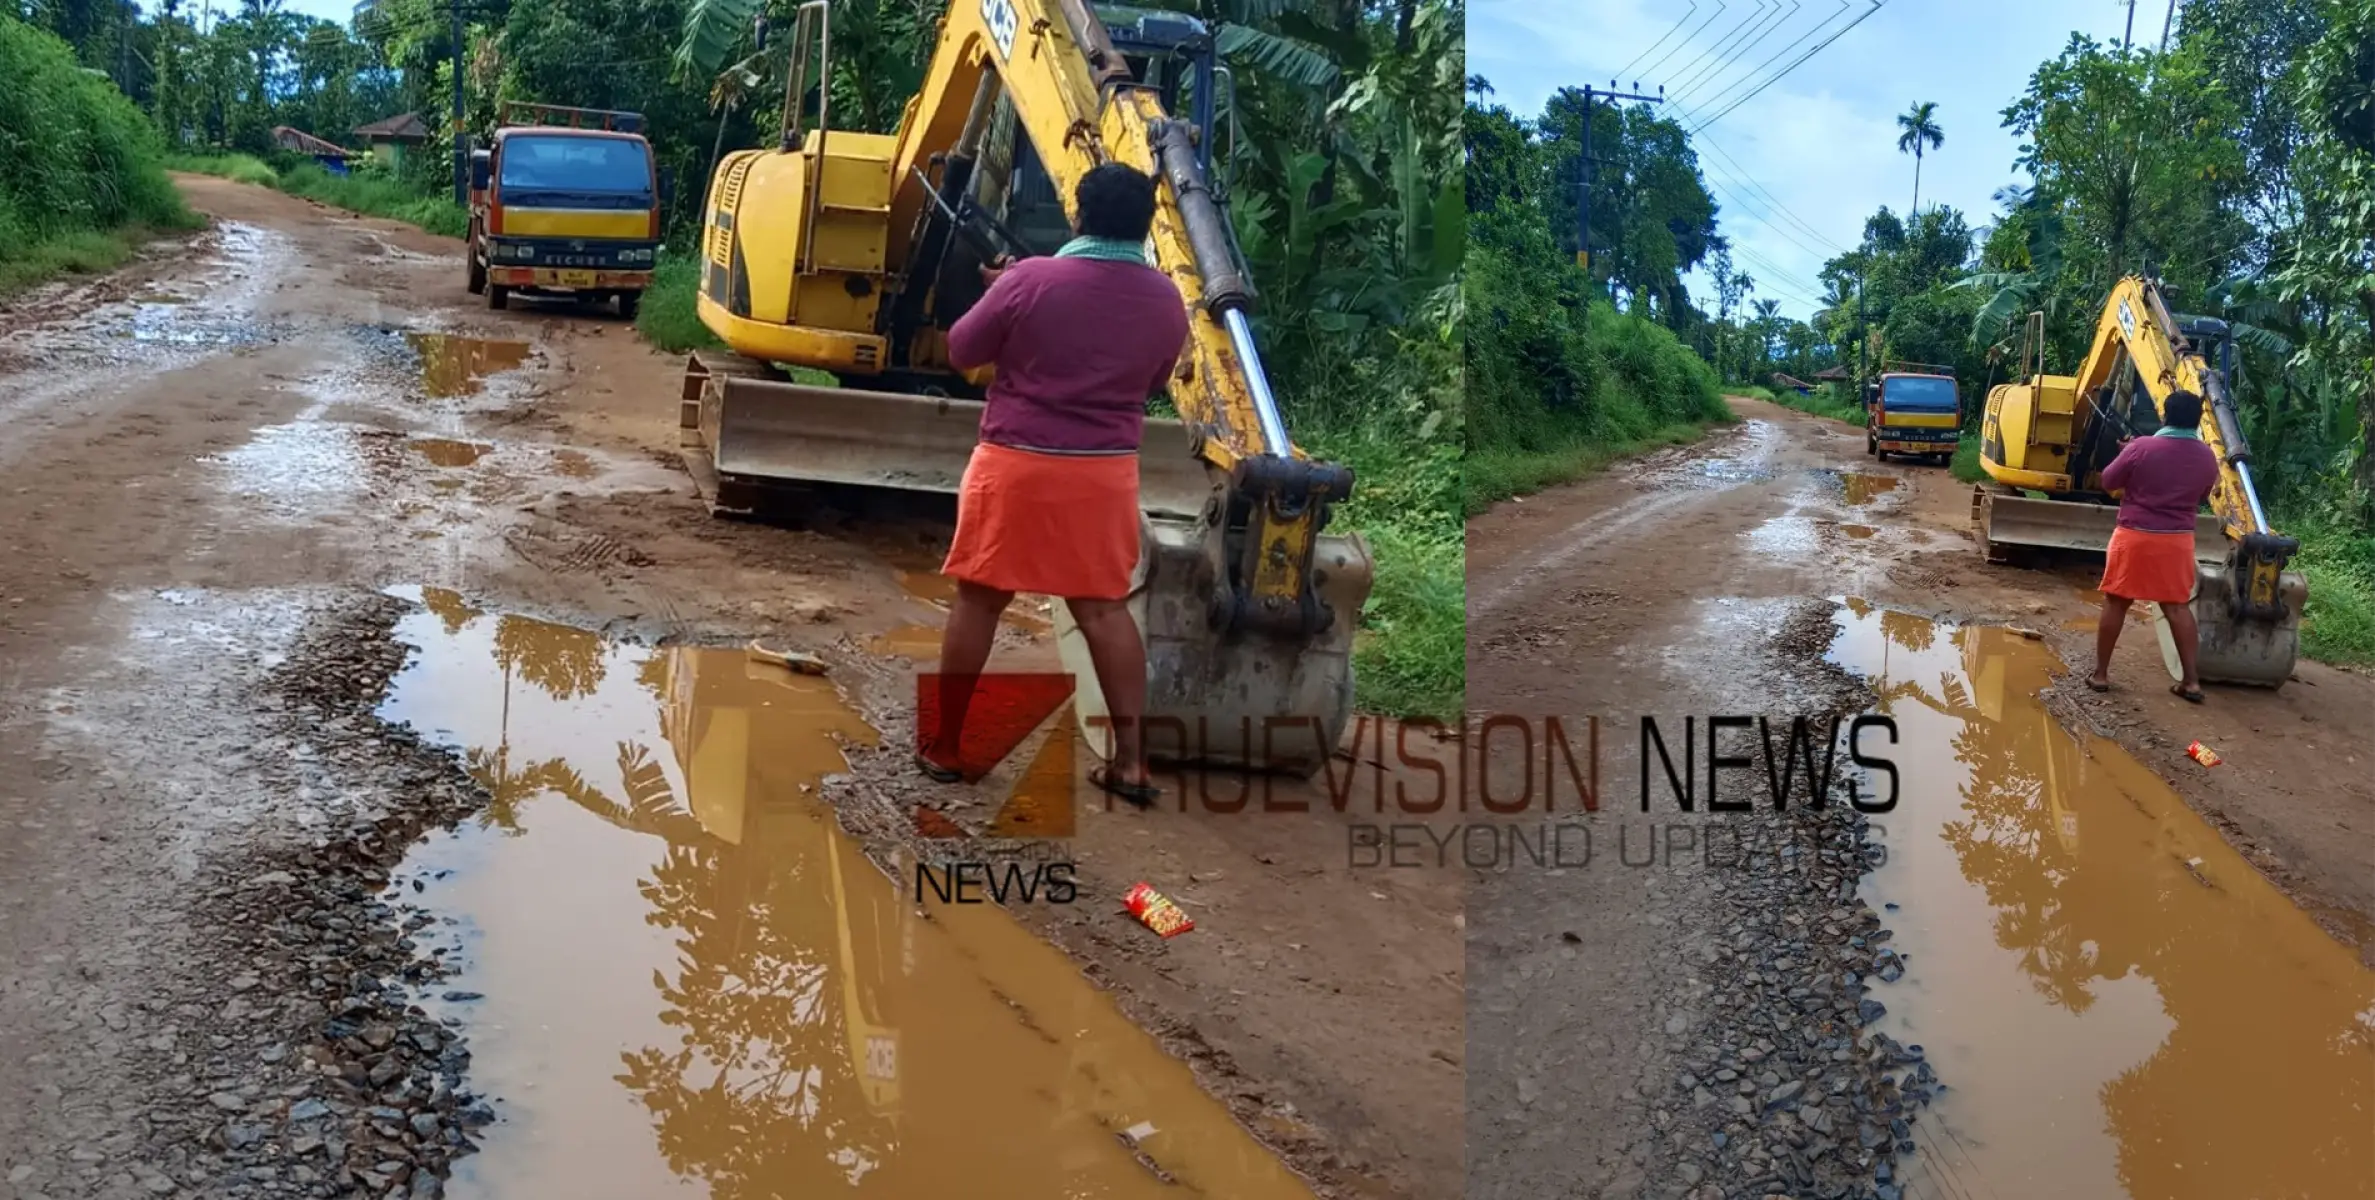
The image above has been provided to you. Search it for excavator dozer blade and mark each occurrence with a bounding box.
[1054,519,1371,780]
[2153,563,2305,688]
[685,359,1207,516]
[1973,487,2224,562]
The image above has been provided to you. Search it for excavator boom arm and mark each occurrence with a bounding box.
[2070,277,2299,624]
[2072,278,2275,540]
[889,0,1287,471]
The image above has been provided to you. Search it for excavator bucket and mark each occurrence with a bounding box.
[2152,562,2306,688]
[1054,519,1370,780]
[1971,487,2301,687]
[1973,486,2224,562]
[681,351,1208,517]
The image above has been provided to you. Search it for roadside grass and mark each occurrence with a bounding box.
[1466,421,1710,515]
[1765,385,1869,427]
[635,254,722,353]
[0,226,177,296]
[1950,435,1985,482]
[164,151,278,187]
[2287,513,2375,667]
[1,20,199,296]
[165,153,467,238]
[1297,413,1462,721]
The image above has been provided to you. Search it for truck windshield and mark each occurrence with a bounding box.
[1882,376,1959,413]
[498,136,650,199]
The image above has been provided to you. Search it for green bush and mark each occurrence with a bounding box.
[165,152,279,187]
[636,254,723,354]
[1466,232,1728,513]
[0,19,196,294]
[273,163,468,237]
[2285,511,2375,667]
[1767,384,1868,427]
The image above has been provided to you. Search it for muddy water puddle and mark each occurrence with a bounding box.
[867,623,944,660]
[894,568,1052,633]
[402,333,532,398]
[1839,473,1900,506]
[412,437,493,468]
[375,589,1313,1198]
[1826,601,2375,1199]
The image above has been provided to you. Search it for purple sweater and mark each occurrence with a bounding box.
[2099,435,2218,533]
[945,256,1190,454]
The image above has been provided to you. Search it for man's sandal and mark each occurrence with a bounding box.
[2170,683,2205,704]
[1090,766,1160,808]
[915,751,964,783]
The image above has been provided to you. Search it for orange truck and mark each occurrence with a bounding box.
[465,102,668,316]
[1863,362,1962,465]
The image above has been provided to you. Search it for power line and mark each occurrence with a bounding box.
[1637,0,1726,82]
[1614,1,1698,83]
[1666,0,1849,126]
[1661,0,1765,93]
[1695,132,1851,252]
[1669,0,1792,104]
[1669,0,1800,110]
[1689,0,1888,133]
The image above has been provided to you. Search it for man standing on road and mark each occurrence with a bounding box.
[914,162,1186,806]
[2087,389,2221,702]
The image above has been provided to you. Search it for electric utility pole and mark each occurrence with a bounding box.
[1575,81,1663,296]
[451,0,467,205]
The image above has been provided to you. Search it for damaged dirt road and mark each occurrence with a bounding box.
[0,176,1458,1200]
[1465,397,2375,1200]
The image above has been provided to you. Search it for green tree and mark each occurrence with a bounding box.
[1895,100,1943,216]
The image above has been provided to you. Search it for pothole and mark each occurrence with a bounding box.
[1826,600,2375,1199]
[373,588,1317,1197]
[400,333,532,399]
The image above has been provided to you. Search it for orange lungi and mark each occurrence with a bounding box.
[2100,526,2198,605]
[941,442,1141,600]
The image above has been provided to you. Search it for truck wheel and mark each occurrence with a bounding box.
[466,254,485,295]
[617,290,641,319]
[486,284,509,311]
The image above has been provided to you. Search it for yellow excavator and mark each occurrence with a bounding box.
[675,0,1367,778]
[1974,276,2306,687]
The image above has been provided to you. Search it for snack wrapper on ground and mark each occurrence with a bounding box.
[2186,740,2222,767]
[1124,882,1194,938]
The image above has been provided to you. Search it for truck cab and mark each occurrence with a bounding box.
[1864,364,1961,465]
[467,102,667,317]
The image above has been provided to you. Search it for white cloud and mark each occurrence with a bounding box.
[1470,0,2136,322]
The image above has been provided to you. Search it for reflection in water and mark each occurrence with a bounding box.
[379,593,1313,1199]
[403,332,531,398]
[414,438,493,468]
[866,623,943,660]
[1840,473,1900,506]
[1830,601,2375,1200]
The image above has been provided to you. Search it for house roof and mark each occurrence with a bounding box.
[1813,365,1854,381]
[271,126,352,157]
[352,113,432,141]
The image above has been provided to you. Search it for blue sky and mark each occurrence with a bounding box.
[1468,0,2142,321]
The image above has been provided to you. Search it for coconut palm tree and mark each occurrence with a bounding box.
[1896,101,1943,215]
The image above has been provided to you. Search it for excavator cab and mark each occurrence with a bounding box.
[929,7,1229,337]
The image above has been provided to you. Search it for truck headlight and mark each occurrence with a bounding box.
[619,247,654,264]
